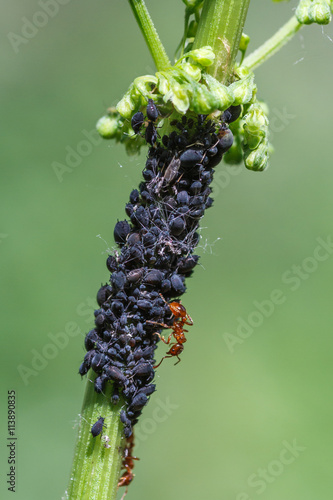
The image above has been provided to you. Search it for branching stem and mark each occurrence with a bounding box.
[243,16,303,70]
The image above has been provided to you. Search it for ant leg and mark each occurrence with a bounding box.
[120,487,129,500]
[118,476,127,488]
[160,332,173,344]
[149,331,173,344]
[174,356,182,366]
[153,355,171,369]
[146,320,171,329]
[184,314,193,326]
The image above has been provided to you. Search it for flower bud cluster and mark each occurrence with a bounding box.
[223,98,271,172]
[296,0,332,25]
[242,102,270,171]
[80,109,236,437]
[96,48,258,156]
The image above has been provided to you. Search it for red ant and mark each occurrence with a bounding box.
[118,433,139,499]
[148,295,193,368]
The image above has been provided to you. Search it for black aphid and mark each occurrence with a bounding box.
[223,105,242,124]
[131,112,144,134]
[91,416,105,438]
[146,99,159,122]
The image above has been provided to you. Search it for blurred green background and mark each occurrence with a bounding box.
[1,1,332,499]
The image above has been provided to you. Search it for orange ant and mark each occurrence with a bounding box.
[118,433,139,499]
[148,294,193,368]
[154,342,184,368]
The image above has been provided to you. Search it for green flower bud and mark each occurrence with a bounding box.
[229,74,255,105]
[257,100,269,117]
[203,74,235,111]
[181,0,203,10]
[190,82,219,114]
[116,89,137,119]
[186,46,215,67]
[244,141,269,172]
[296,0,331,24]
[310,1,332,24]
[243,103,269,150]
[239,33,250,54]
[96,115,119,139]
[234,65,251,79]
[187,19,198,38]
[296,0,313,24]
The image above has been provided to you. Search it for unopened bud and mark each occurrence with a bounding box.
[190,83,218,114]
[182,0,203,8]
[243,103,269,150]
[239,33,250,54]
[229,74,255,105]
[310,1,332,24]
[296,0,332,24]
[187,19,198,38]
[204,74,235,111]
[187,46,215,67]
[116,90,138,119]
[244,141,269,172]
[96,116,119,139]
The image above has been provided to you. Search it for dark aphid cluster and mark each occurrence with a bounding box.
[131,98,159,145]
[80,103,237,439]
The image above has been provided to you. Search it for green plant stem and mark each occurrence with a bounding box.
[193,0,251,83]
[65,373,125,500]
[243,16,303,70]
[127,0,171,70]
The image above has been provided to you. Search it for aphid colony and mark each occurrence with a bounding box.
[81,100,237,491]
